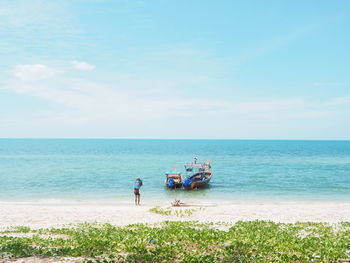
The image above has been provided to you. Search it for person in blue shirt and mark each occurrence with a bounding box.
[134,178,143,205]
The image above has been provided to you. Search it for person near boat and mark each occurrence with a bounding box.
[134,178,143,205]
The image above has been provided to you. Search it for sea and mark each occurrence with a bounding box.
[0,139,349,203]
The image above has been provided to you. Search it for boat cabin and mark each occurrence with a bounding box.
[165,172,183,188]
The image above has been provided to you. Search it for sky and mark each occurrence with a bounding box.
[1,0,350,139]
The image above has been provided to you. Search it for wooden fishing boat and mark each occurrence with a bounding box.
[183,160,212,189]
[165,172,183,189]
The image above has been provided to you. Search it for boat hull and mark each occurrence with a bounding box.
[165,182,183,189]
[183,173,212,190]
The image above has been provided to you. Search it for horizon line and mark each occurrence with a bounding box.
[1,138,350,141]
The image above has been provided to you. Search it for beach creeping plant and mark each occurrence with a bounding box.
[0,221,349,262]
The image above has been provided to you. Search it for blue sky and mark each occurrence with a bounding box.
[1,0,350,139]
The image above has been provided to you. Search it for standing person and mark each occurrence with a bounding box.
[134,178,143,205]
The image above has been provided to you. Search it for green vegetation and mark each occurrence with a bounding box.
[149,206,202,217]
[149,206,172,216]
[0,221,349,262]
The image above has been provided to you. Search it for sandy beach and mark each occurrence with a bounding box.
[1,200,349,230]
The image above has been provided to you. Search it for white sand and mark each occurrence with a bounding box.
[0,200,349,230]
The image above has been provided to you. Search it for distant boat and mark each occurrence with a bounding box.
[165,172,183,189]
[182,160,212,190]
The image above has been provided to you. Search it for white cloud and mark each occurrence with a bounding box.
[3,72,310,124]
[328,96,350,105]
[3,45,349,139]
[235,24,317,65]
[71,61,96,71]
[3,70,349,139]
[12,64,56,81]
[0,0,70,31]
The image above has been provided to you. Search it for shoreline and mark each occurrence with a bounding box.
[1,195,350,205]
[1,200,350,230]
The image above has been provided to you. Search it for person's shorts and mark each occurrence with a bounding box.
[134,188,140,195]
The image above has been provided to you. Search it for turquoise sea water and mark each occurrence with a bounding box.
[0,139,349,202]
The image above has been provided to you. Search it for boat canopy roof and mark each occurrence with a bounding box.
[184,160,211,170]
[166,172,181,175]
